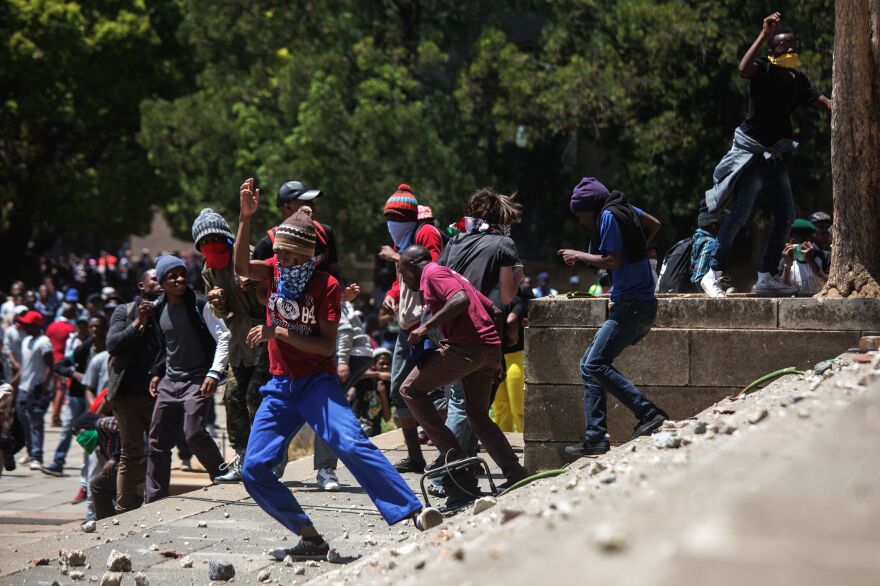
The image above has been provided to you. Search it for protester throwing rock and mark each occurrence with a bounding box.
[233,178,440,560]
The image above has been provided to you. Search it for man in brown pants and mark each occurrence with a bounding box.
[398,245,528,508]
[107,268,162,512]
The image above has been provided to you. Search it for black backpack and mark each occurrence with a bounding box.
[656,237,695,293]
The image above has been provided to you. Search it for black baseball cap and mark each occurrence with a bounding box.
[277,181,322,206]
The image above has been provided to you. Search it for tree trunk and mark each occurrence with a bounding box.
[820,0,880,298]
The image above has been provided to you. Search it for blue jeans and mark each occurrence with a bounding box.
[16,383,52,462]
[53,396,87,467]
[443,381,477,457]
[709,158,794,273]
[580,300,658,442]
[242,373,421,534]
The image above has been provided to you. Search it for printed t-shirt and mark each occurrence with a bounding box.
[265,257,341,377]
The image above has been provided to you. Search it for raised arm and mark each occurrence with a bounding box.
[739,12,780,77]
[235,177,273,282]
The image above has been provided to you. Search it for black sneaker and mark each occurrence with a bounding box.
[442,468,480,509]
[271,537,329,561]
[564,439,610,457]
[629,409,669,441]
[393,458,425,474]
[2,450,15,472]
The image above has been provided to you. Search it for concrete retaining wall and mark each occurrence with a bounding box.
[524,297,880,470]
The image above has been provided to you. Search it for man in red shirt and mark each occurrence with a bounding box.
[233,178,441,560]
[45,301,77,426]
[398,245,529,508]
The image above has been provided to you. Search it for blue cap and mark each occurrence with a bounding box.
[64,289,80,302]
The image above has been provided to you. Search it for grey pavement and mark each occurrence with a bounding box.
[0,409,520,584]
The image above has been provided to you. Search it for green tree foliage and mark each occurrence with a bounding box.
[0,0,193,281]
[3,0,834,273]
[143,0,833,258]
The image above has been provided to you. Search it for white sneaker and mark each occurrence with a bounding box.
[316,467,340,492]
[754,272,797,296]
[29,460,42,471]
[213,452,243,484]
[18,454,30,465]
[415,507,444,531]
[700,270,726,298]
[179,458,193,472]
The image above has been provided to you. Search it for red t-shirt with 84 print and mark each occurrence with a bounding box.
[264,257,341,378]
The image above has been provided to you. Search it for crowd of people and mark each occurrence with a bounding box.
[0,13,833,557]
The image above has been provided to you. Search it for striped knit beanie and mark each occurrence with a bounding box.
[383,184,419,222]
[192,208,235,250]
[275,206,316,255]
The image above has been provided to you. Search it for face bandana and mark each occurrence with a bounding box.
[75,429,98,454]
[276,258,316,301]
[768,52,801,69]
[201,241,231,269]
[387,221,417,250]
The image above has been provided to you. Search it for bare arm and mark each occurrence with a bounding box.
[235,178,273,282]
[739,13,780,77]
[640,212,661,243]
[499,266,517,305]
[558,249,623,271]
[505,312,521,347]
[814,95,832,112]
[421,290,469,332]
[247,319,339,357]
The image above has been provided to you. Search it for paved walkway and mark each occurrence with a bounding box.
[0,408,521,583]
[0,395,236,552]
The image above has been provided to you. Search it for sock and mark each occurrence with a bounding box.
[402,426,426,466]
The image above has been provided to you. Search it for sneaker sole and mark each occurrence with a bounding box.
[563,447,609,457]
[417,508,444,530]
[40,468,65,477]
[320,483,340,492]
[213,478,242,484]
[630,416,667,441]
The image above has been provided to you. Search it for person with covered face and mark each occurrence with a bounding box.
[234,178,440,560]
[378,184,445,476]
[558,177,669,457]
[701,12,832,298]
[191,208,266,484]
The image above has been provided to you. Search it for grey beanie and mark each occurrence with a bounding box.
[192,208,234,250]
[155,254,187,283]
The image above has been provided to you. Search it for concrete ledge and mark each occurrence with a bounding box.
[528,297,607,327]
[778,298,880,330]
[689,329,858,387]
[655,298,777,329]
[524,441,572,471]
[524,384,735,443]
[525,327,689,386]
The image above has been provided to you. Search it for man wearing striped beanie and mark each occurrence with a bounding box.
[378,184,445,476]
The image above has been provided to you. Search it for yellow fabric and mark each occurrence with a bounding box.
[492,350,525,432]
[768,53,801,69]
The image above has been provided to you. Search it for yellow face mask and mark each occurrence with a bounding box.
[769,52,802,69]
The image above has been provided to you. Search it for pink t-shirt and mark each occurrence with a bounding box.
[420,263,500,346]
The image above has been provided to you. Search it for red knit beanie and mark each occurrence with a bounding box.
[383,184,419,222]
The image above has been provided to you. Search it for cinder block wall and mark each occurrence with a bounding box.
[524,297,880,470]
